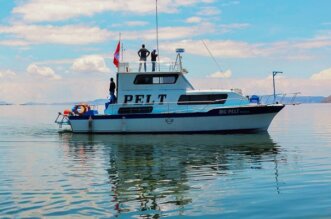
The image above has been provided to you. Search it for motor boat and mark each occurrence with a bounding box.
[56,50,286,134]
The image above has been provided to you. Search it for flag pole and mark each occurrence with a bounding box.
[156,0,160,71]
[118,32,121,72]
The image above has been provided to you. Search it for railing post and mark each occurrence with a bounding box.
[273,71,283,103]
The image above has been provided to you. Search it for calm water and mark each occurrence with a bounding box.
[0,104,331,218]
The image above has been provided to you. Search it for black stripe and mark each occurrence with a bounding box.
[69,105,284,120]
[72,128,263,134]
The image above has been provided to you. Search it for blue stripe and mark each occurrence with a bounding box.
[69,105,284,120]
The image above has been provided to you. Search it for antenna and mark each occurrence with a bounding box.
[202,40,223,73]
[156,0,160,71]
[121,42,124,62]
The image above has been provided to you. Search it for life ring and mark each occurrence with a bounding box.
[73,104,90,115]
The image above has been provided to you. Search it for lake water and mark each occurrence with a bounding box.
[0,104,331,218]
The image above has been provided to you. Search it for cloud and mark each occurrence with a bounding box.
[72,55,110,73]
[208,70,232,78]
[0,24,113,45]
[186,16,202,24]
[219,23,250,32]
[0,39,30,46]
[27,64,61,80]
[311,68,331,80]
[0,69,17,78]
[12,0,213,23]
[0,23,214,46]
[122,23,215,41]
[125,21,148,27]
[191,76,331,96]
[197,7,221,16]
[160,40,261,58]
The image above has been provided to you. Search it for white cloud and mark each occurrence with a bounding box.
[191,76,331,96]
[122,23,215,41]
[0,39,30,46]
[311,68,331,80]
[0,70,17,78]
[125,21,148,27]
[208,70,232,78]
[219,23,250,31]
[294,39,331,49]
[27,64,61,80]
[0,24,113,45]
[0,23,215,46]
[12,0,213,23]
[72,55,110,73]
[160,40,261,58]
[186,16,202,24]
[197,7,221,16]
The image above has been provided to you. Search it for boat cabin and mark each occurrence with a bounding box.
[104,56,248,115]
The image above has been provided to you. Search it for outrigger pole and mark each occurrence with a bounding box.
[156,0,160,71]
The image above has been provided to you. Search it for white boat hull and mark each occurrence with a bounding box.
[68,105,284,134]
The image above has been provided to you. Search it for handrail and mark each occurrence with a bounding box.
[259,92,301,105]
[119,61,181,73]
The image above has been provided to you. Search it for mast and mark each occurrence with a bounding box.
[156,0,160,71]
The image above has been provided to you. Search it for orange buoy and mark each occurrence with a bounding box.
[63,109,72,115]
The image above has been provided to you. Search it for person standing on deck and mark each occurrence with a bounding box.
[151,49,158,72]
[109,78,116,104]
[138,44,150,72]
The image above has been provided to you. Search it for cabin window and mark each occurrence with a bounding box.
[134,74,178,85]
[178,94,228,105]
[118,106,153,114]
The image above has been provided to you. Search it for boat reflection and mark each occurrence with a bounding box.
[59,133,284,217]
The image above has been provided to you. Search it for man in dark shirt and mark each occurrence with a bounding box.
[138,44,150,72]
[151,49,158,72]
[109,77,116,103]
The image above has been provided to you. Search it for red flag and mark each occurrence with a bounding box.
[113,41,120,68]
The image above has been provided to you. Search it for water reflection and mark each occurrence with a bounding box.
[59,133,284,217]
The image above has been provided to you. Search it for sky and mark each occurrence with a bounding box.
[0,0,331,103]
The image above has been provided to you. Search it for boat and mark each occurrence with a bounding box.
[55,50,289,134]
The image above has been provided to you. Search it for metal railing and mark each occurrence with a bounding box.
[259,92,301,105]
[119,62,183,73]
[55,113,70,128]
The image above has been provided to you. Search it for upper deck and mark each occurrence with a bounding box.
[118,61,186,74]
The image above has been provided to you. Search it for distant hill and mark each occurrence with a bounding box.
[291,96,325,104]
[20,99,109,106]
[20,102,48,105]
[322,95,331,103]
[256,95,326,104]
[0,100,12,105]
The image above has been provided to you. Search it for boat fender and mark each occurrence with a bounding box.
[73,104,90,115]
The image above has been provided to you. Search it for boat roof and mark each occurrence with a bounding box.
[117,62,187,74]
[118,70,182,74]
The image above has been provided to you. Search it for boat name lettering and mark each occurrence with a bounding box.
[124,94,167,104]
[219,109,240,115]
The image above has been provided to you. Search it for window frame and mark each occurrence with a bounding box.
[118,106,153,114]
[177,94,228,105]
[134,74,179,85]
